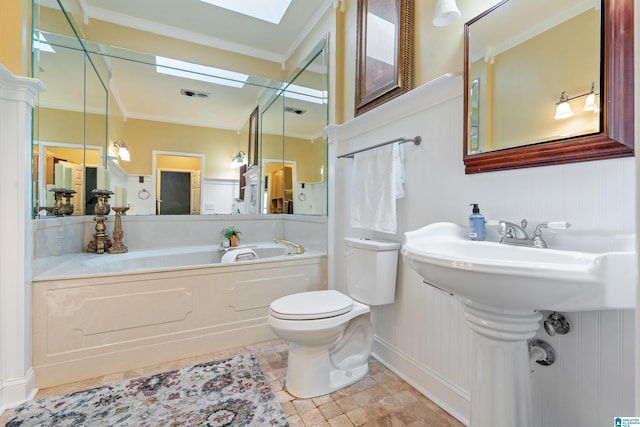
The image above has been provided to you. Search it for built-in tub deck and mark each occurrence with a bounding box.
[33,242,322,279]
[32,242,327,388]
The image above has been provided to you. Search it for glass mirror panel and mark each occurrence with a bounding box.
[463,0,634,173]
[32,0,329,217]
[261,93,285,214]
[261,39,328,215]
[467,0,600,153]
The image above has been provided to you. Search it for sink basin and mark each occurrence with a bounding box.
[401,222,636,311]
[402,222,636,426]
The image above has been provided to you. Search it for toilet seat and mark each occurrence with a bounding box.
[269,290,354,320]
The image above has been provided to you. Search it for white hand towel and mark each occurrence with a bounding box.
[350,142,404,234]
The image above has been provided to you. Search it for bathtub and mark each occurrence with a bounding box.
[32,242,327,388]
[33,242,301,278]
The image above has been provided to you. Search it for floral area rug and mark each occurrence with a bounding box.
[7,352,289,426]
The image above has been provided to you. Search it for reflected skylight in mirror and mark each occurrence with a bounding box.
[366,13,394,65]
[34,32,56,53]
[199,0,292,24]
[155,56,249,88]
[282,84,325,104]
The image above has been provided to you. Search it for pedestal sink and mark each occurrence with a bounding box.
[401,222,636,427]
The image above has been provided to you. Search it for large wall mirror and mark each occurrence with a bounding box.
[32,0,328,217]
[463,0,633,173]
[261,39,328,215]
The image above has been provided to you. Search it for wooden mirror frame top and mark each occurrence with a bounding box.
[463,0,634,174]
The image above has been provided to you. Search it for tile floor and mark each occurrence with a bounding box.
[0,339,464,426]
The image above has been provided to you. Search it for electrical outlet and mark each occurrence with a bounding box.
[205,203,215,210]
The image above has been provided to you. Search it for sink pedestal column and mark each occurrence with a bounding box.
[463,302,542,427]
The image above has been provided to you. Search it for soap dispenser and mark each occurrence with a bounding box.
[469,203,486,241]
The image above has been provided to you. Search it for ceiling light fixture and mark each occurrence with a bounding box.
[433,0,461,27]
[114,140,131,161]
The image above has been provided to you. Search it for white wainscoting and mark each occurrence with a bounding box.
[329,73,635,426]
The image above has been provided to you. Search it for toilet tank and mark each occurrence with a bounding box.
[344,237,400,305]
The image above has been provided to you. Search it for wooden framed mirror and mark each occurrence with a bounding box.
[463,0,633,174]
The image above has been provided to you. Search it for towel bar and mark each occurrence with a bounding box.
[337,136,421,159]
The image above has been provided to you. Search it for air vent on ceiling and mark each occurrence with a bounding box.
[284,106,306,115]
[180,89,211,99]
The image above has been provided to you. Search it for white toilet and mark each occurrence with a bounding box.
[267,237,400,398]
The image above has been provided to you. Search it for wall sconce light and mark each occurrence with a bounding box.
[114,140,131,161]
[554,92,573,119]
[231,151,246,168]
[433,0,461,27]
[583,82,596,111]
[554,82,598,120]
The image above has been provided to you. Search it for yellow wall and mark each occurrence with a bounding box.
[0,0,29,75]
[36,108,107,148]
[122,118,243,179]
[337,0,501,124]
[157,155,202,171]
[491,9,600,149]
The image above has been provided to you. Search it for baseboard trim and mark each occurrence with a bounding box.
[371,335,470,426]
[0,368,38,410]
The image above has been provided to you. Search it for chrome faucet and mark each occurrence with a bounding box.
[498,219,571,248]
[497,219,530,245]
[532,222,571,248]
[273,238,305,254]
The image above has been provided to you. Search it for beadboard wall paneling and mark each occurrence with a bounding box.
[329,74,635,426]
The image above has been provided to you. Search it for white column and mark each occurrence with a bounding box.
[0,65,45,412]
[463,301,542,427]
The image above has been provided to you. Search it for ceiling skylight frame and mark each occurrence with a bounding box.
[199,0,292,24]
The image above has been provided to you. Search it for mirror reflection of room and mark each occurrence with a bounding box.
[31,1,328,217]
[467,0,601,153]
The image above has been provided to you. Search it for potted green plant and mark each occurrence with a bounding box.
[221,226,242,247]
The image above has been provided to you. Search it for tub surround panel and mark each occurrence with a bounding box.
[33,255,327,388]
[329,74,635,425]
[73,289,194,336]
[32,215,328,259]
[229,273,315,312]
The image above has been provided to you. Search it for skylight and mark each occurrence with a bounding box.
[34,32,56,53]
[199,0,292,24]
[156,56,249,89]
[282,83,325,105]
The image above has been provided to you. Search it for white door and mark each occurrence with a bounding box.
[59,160,84,215]
[191,170,201,215]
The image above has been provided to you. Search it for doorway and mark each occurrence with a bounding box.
[158,170,191,214]
[153,151,204,215]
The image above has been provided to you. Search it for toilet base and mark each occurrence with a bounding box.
[284,342,369,399]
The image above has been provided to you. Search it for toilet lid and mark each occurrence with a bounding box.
[269,290,354,320]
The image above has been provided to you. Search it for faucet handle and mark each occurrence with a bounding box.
[546,221,571,229]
